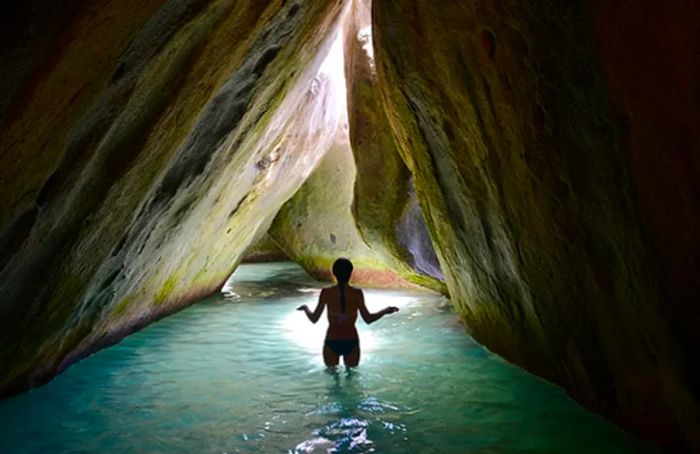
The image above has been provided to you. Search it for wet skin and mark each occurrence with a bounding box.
[297,285,399,367]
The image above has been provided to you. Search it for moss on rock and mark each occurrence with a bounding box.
[0,0,348,397]
[373,0,700,449]
[269,2,445,293]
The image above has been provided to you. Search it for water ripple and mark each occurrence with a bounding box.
[0,262,654,454]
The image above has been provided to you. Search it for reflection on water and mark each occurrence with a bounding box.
[0,262,654,453]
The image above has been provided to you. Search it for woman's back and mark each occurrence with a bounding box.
[296,257,398,367]
[322,285,360,340]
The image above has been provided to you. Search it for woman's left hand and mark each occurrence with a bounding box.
[297,304,309,312]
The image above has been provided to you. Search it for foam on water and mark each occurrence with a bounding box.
[0,262,654,453]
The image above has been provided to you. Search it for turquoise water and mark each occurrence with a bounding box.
[0,262,653,453]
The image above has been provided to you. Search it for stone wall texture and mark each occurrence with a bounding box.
[1,0,699,450]
[0,0,347,397]
[373,0,700,449]
[269,0,445,292]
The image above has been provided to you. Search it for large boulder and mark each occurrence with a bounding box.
[241,234,287,263]
[374,0,700,449]
[2,0,699,450]
[270,1,445,292]
[269,132,443,290]
[344,0,441,287]
[0,0,347,397]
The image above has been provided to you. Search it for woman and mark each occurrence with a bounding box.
[297,258,399,367]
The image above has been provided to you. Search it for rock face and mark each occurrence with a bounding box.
[344,0,444,289]
[0,0,348,397]
[269,0,444,291]
[241,234,287,263]
[373,0,700,449]
[270,137,406,287]
[1,0,699,450]
[269,133,442,290]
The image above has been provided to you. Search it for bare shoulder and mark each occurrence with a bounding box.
[348,286,364,299]
[320,285,337,296]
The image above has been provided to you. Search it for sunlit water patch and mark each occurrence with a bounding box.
[0,262,654,453]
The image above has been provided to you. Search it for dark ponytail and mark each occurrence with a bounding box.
[332,258,353,313]
[339,281,347,314]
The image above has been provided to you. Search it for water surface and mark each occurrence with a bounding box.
[0,262,653,453]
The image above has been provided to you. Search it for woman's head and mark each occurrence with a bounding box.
[332,258,353,285]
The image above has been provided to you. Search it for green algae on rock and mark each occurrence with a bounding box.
[269,138,417,289]
[1,0,699,451]
[0,0,348,397]
[270,1,445,292]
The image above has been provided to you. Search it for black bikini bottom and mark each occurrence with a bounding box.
[324,339,359,356]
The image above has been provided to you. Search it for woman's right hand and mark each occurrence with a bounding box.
[384,306,399,315]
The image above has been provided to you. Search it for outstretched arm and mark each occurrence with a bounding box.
[297,289,326,323]
[358,291,399,325]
